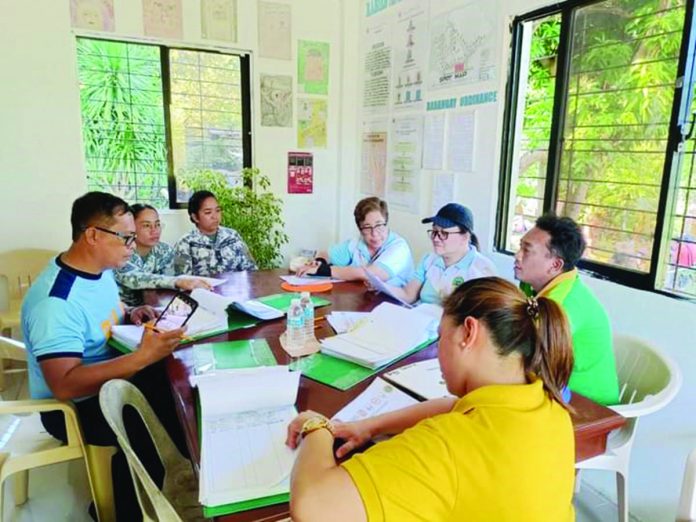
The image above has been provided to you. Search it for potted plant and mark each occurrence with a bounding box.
[179,168,289,269]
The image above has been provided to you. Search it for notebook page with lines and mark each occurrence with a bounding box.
[193,367,300,507]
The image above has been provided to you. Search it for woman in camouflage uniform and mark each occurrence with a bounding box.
[174,191,257,277]
[115,204,210,305]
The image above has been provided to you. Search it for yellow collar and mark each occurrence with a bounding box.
[453,379,546,414]
[537,268,578,298]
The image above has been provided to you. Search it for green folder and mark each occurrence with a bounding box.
[194,339,289,517]
[301,337,437,391]
[193,339,277,372]
[257,292,331,312]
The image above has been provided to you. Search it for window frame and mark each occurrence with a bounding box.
[76,36,253,210]
[495,0,696,298]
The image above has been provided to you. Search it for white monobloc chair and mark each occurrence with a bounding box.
[99,379,202,522]
[575,335,682,522]
[677,448,696,521]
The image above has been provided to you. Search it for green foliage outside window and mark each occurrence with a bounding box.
[511,0,687,275]
[77,39,169,207]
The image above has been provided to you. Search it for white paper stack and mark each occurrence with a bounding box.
[191,288,284,321]
[383,358,454,400]
[320,302,437,369]
[192,366,300,507]
[332,377,419,422]
[280,275,344,285]
[110,304,227,350]
[326,311,370,333]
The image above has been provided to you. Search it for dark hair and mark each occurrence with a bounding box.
[71,192,130,241]
[188,190,217,224]
[443,277,574,407]
[354,197,388,227]
[535,213,586,271]
[459,227,480,250]
[130,203,157,220]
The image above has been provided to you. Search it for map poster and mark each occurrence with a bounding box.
[297,98,328,149]
[298,40,330,95]
[387,116,423,213]
[288,152,313,194]
[428,1,497,89]
[260,74,292,127]
[361,120,388,197]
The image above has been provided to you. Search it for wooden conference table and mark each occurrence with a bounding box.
[165,270,626,522]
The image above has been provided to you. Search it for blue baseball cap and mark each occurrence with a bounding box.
[422,203,474,231]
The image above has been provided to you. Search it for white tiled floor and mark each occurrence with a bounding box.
[0,364,637,522]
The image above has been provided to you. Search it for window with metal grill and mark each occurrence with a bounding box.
[76,37,251,209]
[497,0,696,300]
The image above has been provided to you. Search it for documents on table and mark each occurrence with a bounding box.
[280,274,344,285]
[190,288,284,321]
[332,377,419,422]
[364,269,413,308]
[176,275,227,287]
[326,311,370,334]
[110,298,229,351]
[383,358,453,400]
[192,366,300,508]
[320,302,436,369]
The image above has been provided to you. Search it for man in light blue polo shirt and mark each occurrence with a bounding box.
[297,197,414,286]
[22,191,186,520]
[382,203,496,305]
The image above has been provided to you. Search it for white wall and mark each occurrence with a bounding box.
[342,1,695,520]
[1,0,694,519]
[0,0,344,259]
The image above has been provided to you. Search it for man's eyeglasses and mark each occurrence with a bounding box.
[359,223,388,235]
[92,226,138,247]
[427,229,465,241]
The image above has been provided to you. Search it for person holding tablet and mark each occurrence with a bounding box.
[296,197,414,286]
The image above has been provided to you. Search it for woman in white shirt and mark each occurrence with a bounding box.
[385,203,496,305]
[296,197,414,286]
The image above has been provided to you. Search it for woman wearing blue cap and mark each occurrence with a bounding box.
[384,203,496,305]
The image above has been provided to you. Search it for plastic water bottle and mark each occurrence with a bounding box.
[285,298,305,353]
[300,291,315,343]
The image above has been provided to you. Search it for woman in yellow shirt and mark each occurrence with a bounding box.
[286,277,576,521]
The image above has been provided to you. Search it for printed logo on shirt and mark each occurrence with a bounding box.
[452,276,465,289]
[101,309,120,340]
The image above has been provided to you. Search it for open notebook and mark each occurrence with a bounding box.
[191,366,300,510]
[320,302,438,369]
[110,288,284,351]
[190,288,285,321]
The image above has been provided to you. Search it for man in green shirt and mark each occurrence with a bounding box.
[514,214,620,405]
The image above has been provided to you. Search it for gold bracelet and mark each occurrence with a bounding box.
[300,415,335,440]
